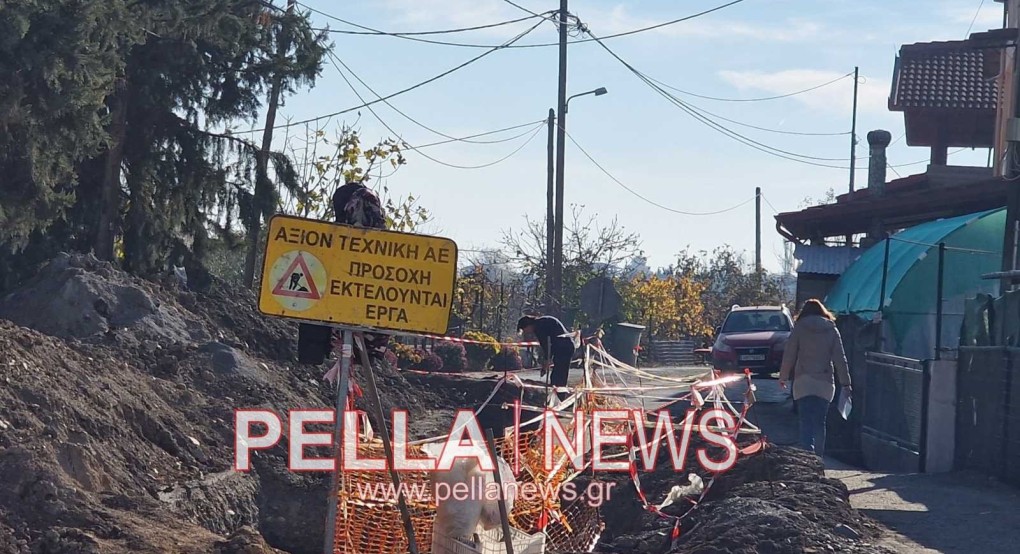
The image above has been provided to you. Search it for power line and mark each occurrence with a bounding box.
[299,1,552,48]
[889,149,966,168]
[327,50,543,170]
[243,18,544,134]
[563,129,756,216]
[301,0,748,49]
[584,28,958,170]
[582,0,747,41]
[966,0,987,37]
[325,48,541,146]
[501,0,544,18]
[414,121,546,148]
[313,12,543,36]
[647,71,854,103]
[681,100,850,136]
[760,192,781,215]
[583,29,855,167]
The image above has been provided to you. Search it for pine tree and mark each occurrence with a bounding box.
[0,0,328,286]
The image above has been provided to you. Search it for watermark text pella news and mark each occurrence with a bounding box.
[233,405,741,474]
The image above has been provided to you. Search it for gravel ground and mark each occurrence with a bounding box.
[827,462,1020,553]
[748,391,1020,554]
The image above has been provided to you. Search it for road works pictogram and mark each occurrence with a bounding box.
[269,250,326,311]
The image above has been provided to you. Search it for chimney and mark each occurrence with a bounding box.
[867,130,892,196]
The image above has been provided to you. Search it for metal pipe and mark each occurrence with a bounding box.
[1012,220,1019,291]
[850,66,859,194]
[878,236,891,312]
[919,361,931,473]
[546,108,555,311]
[935,243,946,361]
[324,331,353,554]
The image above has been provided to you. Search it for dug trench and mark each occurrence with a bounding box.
[0,253,895,553]
[0,254,456,554]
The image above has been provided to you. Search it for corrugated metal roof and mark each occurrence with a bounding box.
[794,245,862,276]
[826,208,1004,316]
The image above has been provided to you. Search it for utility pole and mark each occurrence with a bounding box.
[849,66,859,194]
[847,66,859,248]
[546,108,555,313]
[552,0,569,317]
[755,187,762,274]
[245,0,296,288]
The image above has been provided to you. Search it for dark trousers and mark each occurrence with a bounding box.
[548,339,575,400]
[797,395,830,456]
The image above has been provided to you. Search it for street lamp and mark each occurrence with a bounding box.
[565,87,608,114]
[550,86,608,317]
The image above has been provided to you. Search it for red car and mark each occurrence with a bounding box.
[711,305,794,377]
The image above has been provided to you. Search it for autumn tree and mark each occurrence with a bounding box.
[672,245,789,333]
[620,274,711,341]
[278,123,429,231]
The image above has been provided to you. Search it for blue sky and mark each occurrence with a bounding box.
[255,0,1002,272]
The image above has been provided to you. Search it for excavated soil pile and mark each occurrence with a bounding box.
[0,254,457,554]
[0,253,900,554]
[592,443,892,554]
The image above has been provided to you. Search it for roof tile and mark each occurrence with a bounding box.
[891,41,998,111]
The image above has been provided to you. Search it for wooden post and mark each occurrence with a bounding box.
[484,428,516,554]
[354,334,421,554]
[324,331,353,554]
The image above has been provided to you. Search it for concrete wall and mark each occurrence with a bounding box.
[925,359,957,473]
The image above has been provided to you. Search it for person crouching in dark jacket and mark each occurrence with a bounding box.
[517,315,576,401]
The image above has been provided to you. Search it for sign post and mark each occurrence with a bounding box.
[258,214,457,554]
[324,332,353,554]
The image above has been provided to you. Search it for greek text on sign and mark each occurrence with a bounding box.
[258,215,458,333]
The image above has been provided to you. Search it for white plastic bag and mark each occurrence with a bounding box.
[838,388,852,420]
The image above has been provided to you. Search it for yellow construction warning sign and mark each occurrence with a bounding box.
[258,214,458,333]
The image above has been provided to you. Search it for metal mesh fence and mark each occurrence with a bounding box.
[955,346,1020,486]
[861,352,924,453]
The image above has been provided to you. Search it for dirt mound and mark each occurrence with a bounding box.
[0,253,208,345]
[593,445,891,554]
[0,254,483,553]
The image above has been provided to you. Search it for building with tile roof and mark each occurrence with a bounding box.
[889,39,1000,165]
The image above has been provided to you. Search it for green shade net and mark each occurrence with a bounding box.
[825,209,1004,359]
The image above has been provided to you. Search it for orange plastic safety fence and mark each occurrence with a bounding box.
[333,422,607,553]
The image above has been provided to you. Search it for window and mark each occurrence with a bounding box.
[722,310,790,333]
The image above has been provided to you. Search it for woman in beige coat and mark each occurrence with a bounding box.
[778,299,852,456]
